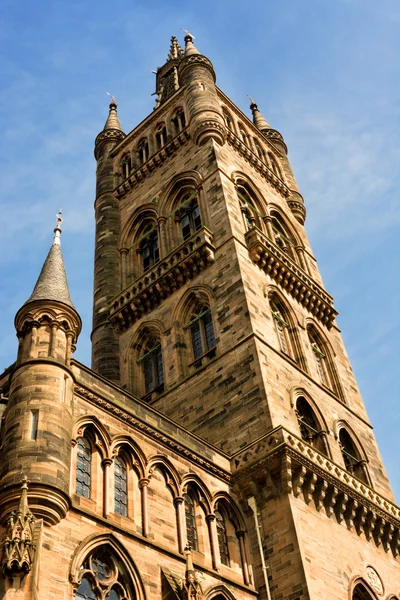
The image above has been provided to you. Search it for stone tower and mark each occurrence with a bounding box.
[0,34,399,600]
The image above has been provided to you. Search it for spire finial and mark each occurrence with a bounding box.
[107,92,117,107]
[181,29,199,56]
[53,209,63,246]
[247,96,272,132]
[103,93,122,131]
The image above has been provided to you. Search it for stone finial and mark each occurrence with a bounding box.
[180,544,204,600]
[167,35,184,60]
[248,96,272,132]
[1,477,36,576]
[53,208,63,246]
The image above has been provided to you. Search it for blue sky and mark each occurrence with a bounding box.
[0,0,398,500]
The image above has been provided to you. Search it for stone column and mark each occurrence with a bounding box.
[139,478,150,537]
[206,513,218,570]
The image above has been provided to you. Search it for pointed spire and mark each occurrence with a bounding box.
[23,211,75,309]
[182,30,200,56]
[103,95,122,131]
[17,475,30,519]
[181,544,204,600]
[249,97,272,133]
[167,35,184,60]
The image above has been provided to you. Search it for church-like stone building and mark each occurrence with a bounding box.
[0,33,398,600]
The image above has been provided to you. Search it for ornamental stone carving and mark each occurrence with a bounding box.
[365,566,384,595]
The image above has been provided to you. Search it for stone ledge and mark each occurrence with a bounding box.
[245,226,337,328]
[109,227,215,331]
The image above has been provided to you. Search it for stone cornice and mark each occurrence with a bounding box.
[226,130,290,197]
[73,384,231,484]
[233,427,400,558]
[245,226,337,328]
[109,227,215,330]
[115,130,190,199]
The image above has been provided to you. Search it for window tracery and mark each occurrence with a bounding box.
[75,550,130,600]
[236,183,263,231]
[185,304,216,364]
[295,396,328,456]
[76,436,91,498]
[171,109,186,134]
[268,152,283,179]
[114,456,128,517]
[339,428,368,484]
[139,225,159,272]
[184,492,198,551]
[215,509,230,567]
[178,192,202,240]
[137,336,164,397]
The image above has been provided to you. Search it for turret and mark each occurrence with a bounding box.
[0,215,81,525]
[178,33,226,146]
[92,99,125,381]
[250,98,306,225]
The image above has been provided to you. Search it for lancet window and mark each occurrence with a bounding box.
[184,492,198,551]
[339,428,368,483]
[178,192,202,240]
[114,456,128,517]
[121,155,131,180]
[155,123,167,150]
[254,139,266,162]
[215,509,230,567]
[137,138,149,166]
[308,329,329,387]
[76,436,91,498]
[171,109,185,134]
[236,183,262,231]
[352,583,376,600]
[271,215,297,262]
[268,152,283,179]
[238,125,250,145]
[270,300,291,356]
[137,336,164,396]
[295,396,328,455]
[139,225,159,272]
[222,109,235,132]
[185,304,216,363]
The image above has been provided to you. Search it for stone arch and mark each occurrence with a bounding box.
[290,387,331,457]
[146,455,180,498]
[221,106,236,134]
[158,170,203,215]
[335,420,371,485]
[267,287,306,370]
[232,171,268,223]
[204,583,237,600]
[211,492,246,532]
[127,319,166,398]
[69,532,146,600]
[349,577,379,600]
[170,105,187,135]
[181,474,212,514]
[72,415,111,460]
[110,436,147,479]
[306,319,344,401]
[120,205,159,251]
[172,285,214,325]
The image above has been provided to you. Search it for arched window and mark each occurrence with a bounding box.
[215,509,230,566]
[114,456,128,517]
[186,304,216,363]
[76,436,91,498]
[254,139,266,162]
[308,329,329,387]
[268,152,283,179]
[178,192,202,240]
[339,428,368,483]
[137,138,149,166]
[155,123,167,150]
[75,548,132,600]
[222,109,235,132]
[236,182,263,231]
[271,214,297,262]
[238,125,249,145]
[295,396,328,455]
[138,336,164,396]
[121,155,131,180]
[352,582,376,600]
[184,492,198,551]
[270,299,291,356]
[171,109,186,135]
[139,225,159,272]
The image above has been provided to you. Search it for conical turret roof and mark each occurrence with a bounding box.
[103,97,122,131]
[249,98,272,132]
[23,212,75,310]
[183,31,200,56]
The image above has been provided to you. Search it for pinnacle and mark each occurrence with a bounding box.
[249,98,272,132]
[167,35,184,61]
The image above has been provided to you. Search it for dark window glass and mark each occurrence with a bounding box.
[189,306,215,361]
[114,457,128,517]
[142,339,164,394]
[215,510,230,566]
[76,436,91,498]
[180,199,202,240]
[184,493,198,551]
[296,398,320,445]
[76,577,96,600]
[107,589,121,600]
[271,307,290,355]
[140,230,159,272]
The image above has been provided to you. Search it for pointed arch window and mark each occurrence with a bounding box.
[76,436,91,498]
[171,109,185,134]
[184,492,198,551]
[268,152,283,179]
[178,192,202,240]
[185,304,216,363]
[237,184,262,231]
[271,215,297,262]
[254,139,266,162]
[352,583,376,600]
[137,138,149,166]
[215,509,230,566]
[74,549,131,600]
[155,123,167,150]
[223,109,235,132]
[339,428,368,483]
[137,336,164,396]
[270,298,292,357]
[121,155,131,180]
[238,125,250,145]
[295,397,328,455]
[139,225,159,272]
[308,329,329,387]
[114,456,128,517]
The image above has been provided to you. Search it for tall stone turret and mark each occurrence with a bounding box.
[91,99,125,381]
[0,214,81,525]
[178,33,226,146]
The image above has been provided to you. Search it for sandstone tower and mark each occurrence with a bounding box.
[0,34,399,600]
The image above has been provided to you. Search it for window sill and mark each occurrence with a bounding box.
[190,347,216,370]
